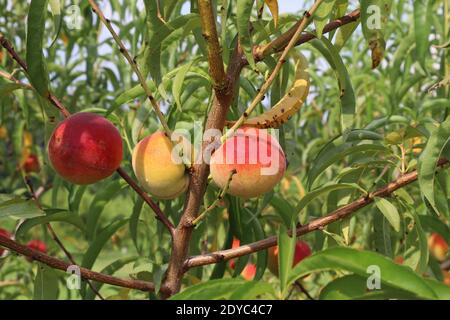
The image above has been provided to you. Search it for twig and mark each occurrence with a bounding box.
[87,0,171,136]
[223,0,325,141]
[0,34,173,237]
[192,169,236,226]
[184,159,449,268]
[23,176,105,300]
[0,235,165,294]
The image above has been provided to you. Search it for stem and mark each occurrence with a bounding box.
[87,0,171,136]
[222,0,325,142]
[192,169,236,226]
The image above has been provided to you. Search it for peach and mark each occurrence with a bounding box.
[48,113,123,185]
[443,271,450,286]
[428,233,449,261]
[0,228,11,256]
[26,239,47,262]
[22,154,40,173]
[267,240,311,276]
[210,127,286,198]
[228,238,241,270]
[132,131,189,199]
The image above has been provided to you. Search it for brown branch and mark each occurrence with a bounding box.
[197,0,227,91]
[0,235,166,294]
[184,159,449,268]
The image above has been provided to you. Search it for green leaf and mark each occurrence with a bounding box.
[229,281,275,299]
[49,0,62,48]
[287,247,442,299]
[418,116,450,215]
[296,183,366,217]
[0,83,31,98]
[172,58,198,110]
[313,0,336,38]
[360,0,392,68]
[16,209,85,239]
[26,0,50,96]
[33,263,59,300]
[237,0,256,69]
[278,223,296,296]
[374,197,400,233]
[0,194,44,220]
[413,0,432,69]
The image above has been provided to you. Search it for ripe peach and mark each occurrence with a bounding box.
[0,228,11,256]
[428,233,449,261]
[26,239,47,262]
[210,127,286,198]
[267,240,311,276]
[48,113,123,185]
[241,263,256,281]
[132,131,189,199]
[22,154,40,173]
[228,238,241,270]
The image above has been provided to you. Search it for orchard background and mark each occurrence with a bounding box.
[0,0,450,300]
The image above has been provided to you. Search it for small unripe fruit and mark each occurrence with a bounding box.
[428,233,449,261]
[48,113,123,185]
[22,154,40,173]
[267,240,311,276]
[210,128,286,198]
[26,239,47,262]
[0,228,11,256]
[132,131,189,199]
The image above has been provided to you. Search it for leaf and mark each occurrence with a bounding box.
[334,21,359,51]
[0,83,31,98]
[360,0,392,68]
[129,197,144,253]
[169,278,249,300]
[16,209,85,239]
[229,281,275,299]
[287,247,443,299]
[418,116,450,215]
[26,0,50,96]
[49,0,62,48]
[33,263,59,300]
[264,0,279,28]
[374,197,400,233]
[237,0,256,69]
[0,194,44,220]
[296,183,366,217]
[413,0,432,69]
[313,0,336,38]
[172,58,198,110]
[433,39,450,49]
[278,223,296,296]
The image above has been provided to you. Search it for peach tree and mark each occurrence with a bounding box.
[0,0,449,300]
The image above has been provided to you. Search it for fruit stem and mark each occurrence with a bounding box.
[221,0,325,143]
[191,169,236,226]
[87,0,172,137]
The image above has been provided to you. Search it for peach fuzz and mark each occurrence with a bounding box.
[48,113,123,184]
[210,127,286,198]
[132,131,189,200]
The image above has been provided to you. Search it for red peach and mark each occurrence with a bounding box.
[22,154,40,173]
[428,233,449,262]
[267,240,311,276]
[210,127,286,198]
[228,238,241,270]
[0,228,11,256]
[48,113,123,184]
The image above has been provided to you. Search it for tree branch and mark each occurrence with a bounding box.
[0,235,166,294]
[197,0,227,91]
[184,159,449,268]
